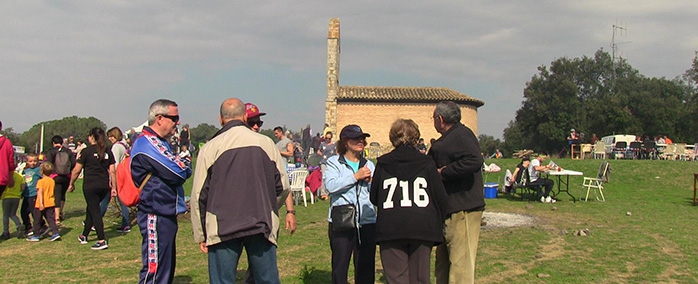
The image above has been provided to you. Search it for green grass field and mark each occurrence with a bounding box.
[2,158,698,283]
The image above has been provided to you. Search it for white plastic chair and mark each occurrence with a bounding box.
[289,169,312,207]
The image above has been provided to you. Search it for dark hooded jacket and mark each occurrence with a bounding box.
[369,145,450,244]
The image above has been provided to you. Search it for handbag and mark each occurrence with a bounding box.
[331,203,357,232]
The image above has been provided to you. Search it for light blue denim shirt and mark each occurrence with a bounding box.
[325,154,377,225]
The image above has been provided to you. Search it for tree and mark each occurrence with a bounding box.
[504,49,694,156]
[189,123,220,147]
[0,127,21,146]
[478,134,504,157]
[20,116,106,153]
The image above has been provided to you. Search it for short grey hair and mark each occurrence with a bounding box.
[220,99,245,120]
[434,101,461,124]
[148,99,178,124]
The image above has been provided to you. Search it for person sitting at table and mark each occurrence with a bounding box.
[529,154,556,203]
[508,157,531,194]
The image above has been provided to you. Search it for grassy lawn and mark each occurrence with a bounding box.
[2,158,698,283]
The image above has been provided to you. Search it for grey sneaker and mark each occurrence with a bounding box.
[78,235,88,245]
[26,236,40,242]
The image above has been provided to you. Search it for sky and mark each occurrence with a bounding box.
[2,1,697,139]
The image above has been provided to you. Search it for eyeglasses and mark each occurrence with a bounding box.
[248,120,264,127]
[159,114,180,123]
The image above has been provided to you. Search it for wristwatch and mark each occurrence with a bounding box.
[286,210,296,215]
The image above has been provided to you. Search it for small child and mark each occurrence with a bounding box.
[1,171,24,239]
[27,162,60,242]
[178,145,191,162]
[21,154,43,235]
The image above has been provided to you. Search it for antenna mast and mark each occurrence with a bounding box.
[611,22,627,88]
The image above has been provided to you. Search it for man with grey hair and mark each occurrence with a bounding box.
[428,101,484,284]
[131,99,192,284]
[191,98,289,284]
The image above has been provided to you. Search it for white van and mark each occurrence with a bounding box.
[601,134,637,155]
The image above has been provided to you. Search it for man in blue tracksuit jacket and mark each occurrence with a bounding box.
[131,99,192,284]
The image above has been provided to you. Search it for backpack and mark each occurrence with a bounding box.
[54,149,72,175]
[116,156,151,207]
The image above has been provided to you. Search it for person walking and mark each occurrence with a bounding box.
[68,127,116,250]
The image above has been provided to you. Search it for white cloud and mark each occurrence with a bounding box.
[1,1,696,140]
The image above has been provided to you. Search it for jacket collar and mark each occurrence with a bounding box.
[210,120,246,140]
[142,126,165,141]
[338,153,367,170]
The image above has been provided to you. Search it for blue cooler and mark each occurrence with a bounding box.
[484,182,499,199]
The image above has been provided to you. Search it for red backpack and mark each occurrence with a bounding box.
[116,157,151,207]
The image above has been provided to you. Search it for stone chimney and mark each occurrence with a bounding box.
[325,18,340,135]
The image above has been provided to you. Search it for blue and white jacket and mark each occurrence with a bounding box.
[131,127,192,217]
[325,154,376,225]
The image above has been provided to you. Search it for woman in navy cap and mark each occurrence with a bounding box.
[324,124,377,284]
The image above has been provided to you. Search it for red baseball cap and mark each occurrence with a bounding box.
[245,103,266,119]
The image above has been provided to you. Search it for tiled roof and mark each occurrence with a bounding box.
[337,86,484,107]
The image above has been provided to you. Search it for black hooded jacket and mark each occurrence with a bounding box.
[369,145,450,244]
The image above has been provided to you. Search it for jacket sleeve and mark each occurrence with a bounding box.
[324,157,358,194]
[369,163,381,206]
[440,131,483,181]
[190,145,210,244]
[131,140,192,189]
[429,162,451,219]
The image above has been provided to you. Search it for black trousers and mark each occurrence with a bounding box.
[53,175,70,203]
[82,187,109,240]
[328,223,376,284]
[531,178,554,199]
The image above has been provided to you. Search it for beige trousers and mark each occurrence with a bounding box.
[435,210,483,284]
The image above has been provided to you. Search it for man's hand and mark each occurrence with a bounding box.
[68,184,75,192]
[285,212,296,235]
[199,242,208,253]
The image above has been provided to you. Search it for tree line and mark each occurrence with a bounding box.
[480,49,698,157]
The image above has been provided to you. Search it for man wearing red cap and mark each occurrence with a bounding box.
[242,102,297,284]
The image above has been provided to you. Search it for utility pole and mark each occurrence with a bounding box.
[611,22,628,90]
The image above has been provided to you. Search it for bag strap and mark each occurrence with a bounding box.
[138,173,153,191]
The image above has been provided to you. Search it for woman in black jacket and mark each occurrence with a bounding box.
[369,119,449,284]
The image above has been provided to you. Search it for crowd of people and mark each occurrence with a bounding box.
[0,99,487,284]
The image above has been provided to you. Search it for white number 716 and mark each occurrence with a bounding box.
[382,177,429,209]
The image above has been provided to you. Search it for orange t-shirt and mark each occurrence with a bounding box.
[36,177,56,208]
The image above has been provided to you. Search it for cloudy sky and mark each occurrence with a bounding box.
[2,1,696,139]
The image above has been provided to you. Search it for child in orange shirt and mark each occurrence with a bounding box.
[26,162,60,242]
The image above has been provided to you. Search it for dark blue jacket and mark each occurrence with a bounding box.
[131,127,192,217]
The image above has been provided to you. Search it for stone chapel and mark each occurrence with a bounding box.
[324,18,484,152]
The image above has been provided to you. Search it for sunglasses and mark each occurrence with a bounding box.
[248,120,264,127]
[159,114,180,123]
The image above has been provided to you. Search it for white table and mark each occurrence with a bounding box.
[548,169,584,202]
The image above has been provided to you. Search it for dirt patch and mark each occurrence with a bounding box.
[481,212,536,228]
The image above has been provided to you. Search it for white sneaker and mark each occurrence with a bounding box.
[545,196,552,203]
[540,196,546,203]
[550,198,557,203]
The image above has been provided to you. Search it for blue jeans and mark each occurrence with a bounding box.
[208,234,280,284]
[99,194,130,227]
